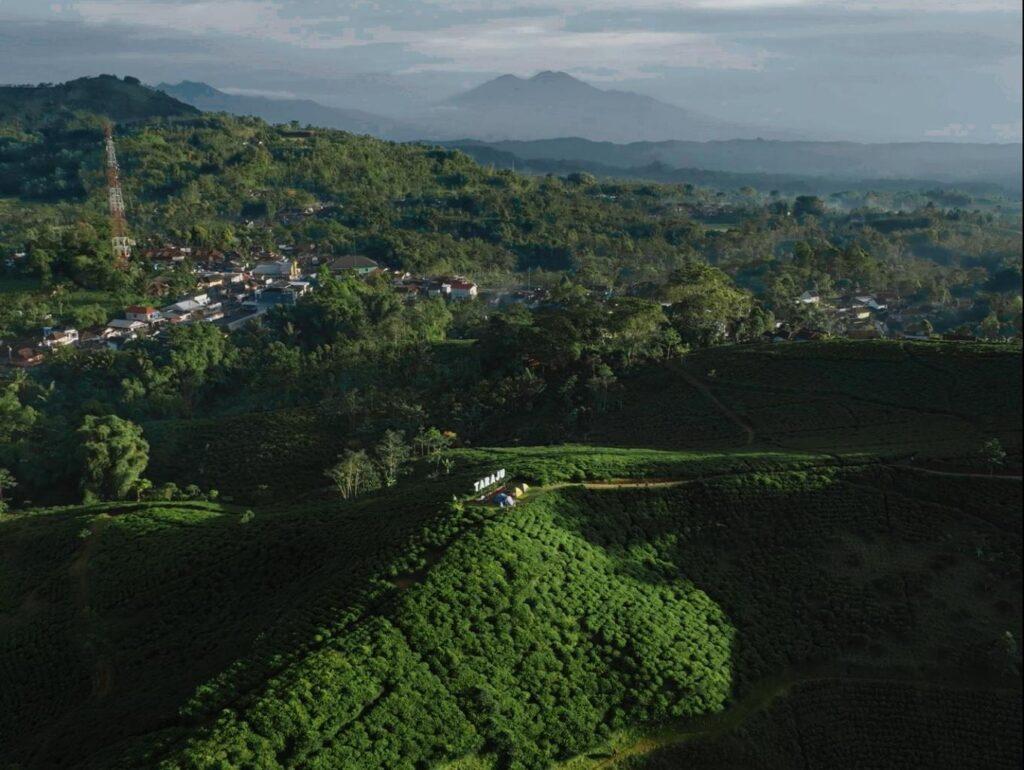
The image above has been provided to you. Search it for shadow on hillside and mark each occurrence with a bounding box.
[547,466,1022,702]
[0,474,467,768]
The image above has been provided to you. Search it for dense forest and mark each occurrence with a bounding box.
[0,77,1021,769]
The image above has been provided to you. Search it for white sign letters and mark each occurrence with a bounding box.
[472,468,506,494]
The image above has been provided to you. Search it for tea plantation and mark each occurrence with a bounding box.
[1,341,1021,768]
[591,340,1022,458]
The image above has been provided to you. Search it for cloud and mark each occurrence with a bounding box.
[377,16,767,76]
[70,1,306,41]
[925,123,976,137]
[991,121,1023,141]
[1,0,1020,142]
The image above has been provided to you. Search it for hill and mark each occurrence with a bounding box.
[1,444,1020,768]
[0,75,198,125]
[156,81,425,141]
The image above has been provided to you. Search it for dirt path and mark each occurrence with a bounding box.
[675,364,756,446]
[887,464,1022,481]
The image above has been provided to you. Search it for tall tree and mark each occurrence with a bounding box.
[75,415,150,502]
[375,430,410,487]
[325,449,380,500]
[0,468,16,514]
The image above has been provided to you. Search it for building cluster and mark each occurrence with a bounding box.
[789,290,895,340]
[779,289,990,342]
[3,246,482,368]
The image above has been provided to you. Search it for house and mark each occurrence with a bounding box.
[328,255,379,276]
[855,295,887,312]
[798,290,821,305]
[41,327,78,348]
[252,258,300,280]
[393,284,421,301]
[161,294,213,324]
[144,245,192,268]
[7,346,44,367]
[254,280,309,306]
[105,319,147,337]
[125,305,159,323]
[426,281,452,298]
[449,279,479,301]
[216,307,267,332]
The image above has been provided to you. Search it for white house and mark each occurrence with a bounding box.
[104,319,147,338]
[41,327,79,348]
[449,279,479,300]
[252,259,299,280]
[125,305,160,323]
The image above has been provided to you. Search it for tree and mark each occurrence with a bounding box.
[375,430,410,487]
[132,478,153,502]
[662,261,753,347]
[608,297,666,366]
[75,415,150,502]
[0,468,17,514]
[0,372,37,444]
[980,438,1006,474]
[980,312,1001,340]
[325,449,380,500]
[793,195,826,219]
[414,426,455,470]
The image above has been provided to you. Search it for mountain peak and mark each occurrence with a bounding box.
[157,81,225,100]
[530,71,578,83]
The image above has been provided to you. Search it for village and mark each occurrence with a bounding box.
[1,241,1004,368]
[772,288,992,343]
[1,244,490,367]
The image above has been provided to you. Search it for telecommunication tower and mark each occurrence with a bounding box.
[103,123,133,267]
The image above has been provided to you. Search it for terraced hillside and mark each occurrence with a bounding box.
[2,445,1020,768]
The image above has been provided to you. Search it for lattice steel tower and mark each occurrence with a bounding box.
[103,123,133,267]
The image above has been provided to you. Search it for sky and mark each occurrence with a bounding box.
[0,0,1020,142]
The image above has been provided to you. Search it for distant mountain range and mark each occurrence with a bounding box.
[155,81,425,140]
[157,71,789,144]
[445,137,1023,192]
[4,75,1018,194]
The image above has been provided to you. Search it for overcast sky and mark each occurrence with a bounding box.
[1,0,1020,142]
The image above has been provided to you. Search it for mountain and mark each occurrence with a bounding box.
[423,71,786,143]
[0,74,198,125]
[156,80,425,140]
[447,136,1024,192]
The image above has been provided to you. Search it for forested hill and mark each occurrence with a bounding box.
[0,75,198,125]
